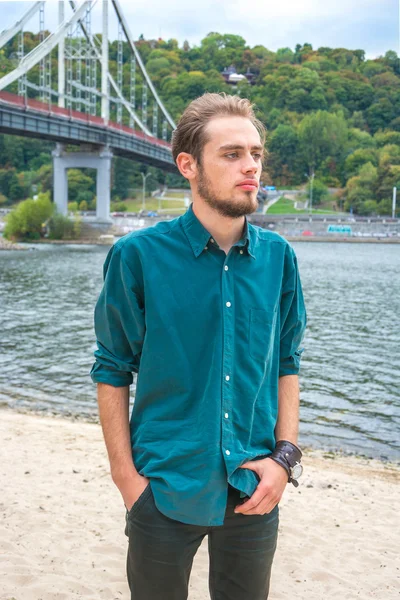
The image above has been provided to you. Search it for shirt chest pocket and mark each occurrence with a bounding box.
[249,306,277,363]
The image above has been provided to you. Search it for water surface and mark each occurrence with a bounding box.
[0,241,399,460]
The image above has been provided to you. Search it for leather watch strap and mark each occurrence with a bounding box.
[269,440,302,487]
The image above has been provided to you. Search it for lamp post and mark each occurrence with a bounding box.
[141,172,151,212]
[305,170,315,218]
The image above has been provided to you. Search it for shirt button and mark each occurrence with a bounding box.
[240,249,244,254]
[225,375,230,381]
[224,413,229,419]
[210,238,215,243]
[205,246,208,250]
[225,449,230,456]
[226,301,231,307]
[224,265,229,271]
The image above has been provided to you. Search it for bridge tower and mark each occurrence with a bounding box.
[52,0,112,222]
[0,0,176,222]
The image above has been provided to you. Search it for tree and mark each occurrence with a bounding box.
[146,57,171,79]
[344,162,378,213]
[362,60,387,78]
[4,192,53,240]
[344,148,378,178]
[67,169,95,202]
[0,168,20,201]
[383,50,400,74]
[268,125,298,184]
[35,164,53,194]
[374,131,400,148]
[306,179,328,205]
[298,110,348,174]
[366,99,395,133]
[347,128,375,149]
[276,48,294,63]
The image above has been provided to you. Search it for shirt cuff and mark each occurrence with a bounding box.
[90,362,133,387]
[279,349,304,377]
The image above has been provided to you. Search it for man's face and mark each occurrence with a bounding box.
[195,116,264,218]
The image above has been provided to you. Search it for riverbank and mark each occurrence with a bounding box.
[1,408,399,600]
[285,235,400,243]
[0,236,25,250]
[2,235,400,249]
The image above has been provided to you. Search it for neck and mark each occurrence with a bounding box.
[191,198,245,254]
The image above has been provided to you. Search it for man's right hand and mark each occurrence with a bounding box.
[115,472,150,512]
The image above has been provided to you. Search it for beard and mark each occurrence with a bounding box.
[197,164,258,218]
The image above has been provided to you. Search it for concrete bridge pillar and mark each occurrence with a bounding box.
[52,143,68,216]
[52,143,113,222]
[96,146,113,221]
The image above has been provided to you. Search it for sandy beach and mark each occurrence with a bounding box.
[1,409,399,600]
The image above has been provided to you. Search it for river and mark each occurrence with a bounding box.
[0,241,399,460]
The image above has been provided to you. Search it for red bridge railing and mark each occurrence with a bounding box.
[0,90,172,150]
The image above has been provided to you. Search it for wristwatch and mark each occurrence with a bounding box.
[269,440,303,487]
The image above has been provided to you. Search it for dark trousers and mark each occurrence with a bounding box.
[125,483,279,600]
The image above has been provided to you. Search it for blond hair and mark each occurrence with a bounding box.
[171,92,266,165]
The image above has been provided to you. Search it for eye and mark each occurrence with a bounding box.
[225,153,238,159]
[252,153,263,160]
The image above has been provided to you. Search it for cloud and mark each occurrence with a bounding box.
[1,0,398,58]
[119,0,399,57]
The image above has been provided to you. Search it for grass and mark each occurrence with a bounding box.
[265,196,339,215]
[119,195,341,216]
[275,186,302,191]
[161,191,191,198]
[114,196,187,214]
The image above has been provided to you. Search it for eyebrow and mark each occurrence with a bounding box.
[218,144,264,152]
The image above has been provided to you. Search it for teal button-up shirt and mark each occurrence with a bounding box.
[91,203,307,526]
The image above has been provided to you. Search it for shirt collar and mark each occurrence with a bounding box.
[181,203,256,259]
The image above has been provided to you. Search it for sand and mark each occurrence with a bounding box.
[0,409,399,600]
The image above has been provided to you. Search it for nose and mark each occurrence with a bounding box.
[241,153,259,175]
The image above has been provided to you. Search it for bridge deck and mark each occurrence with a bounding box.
[0,91,177,172]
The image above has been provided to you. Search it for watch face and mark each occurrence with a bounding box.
[291,462,303,480]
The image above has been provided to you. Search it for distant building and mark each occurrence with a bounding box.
[221,65,256,85]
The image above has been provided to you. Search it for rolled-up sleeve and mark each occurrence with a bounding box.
[279,244,307,377]
[90,242,145,387]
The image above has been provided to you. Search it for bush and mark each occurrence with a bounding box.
[68,170,94,202]
[76,189,94,205]
[0,193,8,206]
[68,201,78,213]
[73,215,82,238]
[0,168,24,202]
[112,202,128,212]
[48,213,80,240]
[306,178,329,206]
[377,198,395,216]
[78,200,88,211]
[4,193,53,240]
[358,200,378,216]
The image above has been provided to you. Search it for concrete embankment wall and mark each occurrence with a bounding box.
[110,213,400,241]
[2,212,398,244]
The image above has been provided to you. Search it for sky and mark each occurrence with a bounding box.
[0,0,399,60]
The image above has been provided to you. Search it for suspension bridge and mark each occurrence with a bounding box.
[0,0,177,221]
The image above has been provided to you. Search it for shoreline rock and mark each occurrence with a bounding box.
[0,237,26,250]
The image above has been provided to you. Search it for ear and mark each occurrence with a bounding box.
[176,152,198,181]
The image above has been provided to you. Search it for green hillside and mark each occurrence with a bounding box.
[0,34,399,216]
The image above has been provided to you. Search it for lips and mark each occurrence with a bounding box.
[237,180,259,190]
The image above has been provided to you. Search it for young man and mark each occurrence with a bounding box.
[90,92,307,600]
